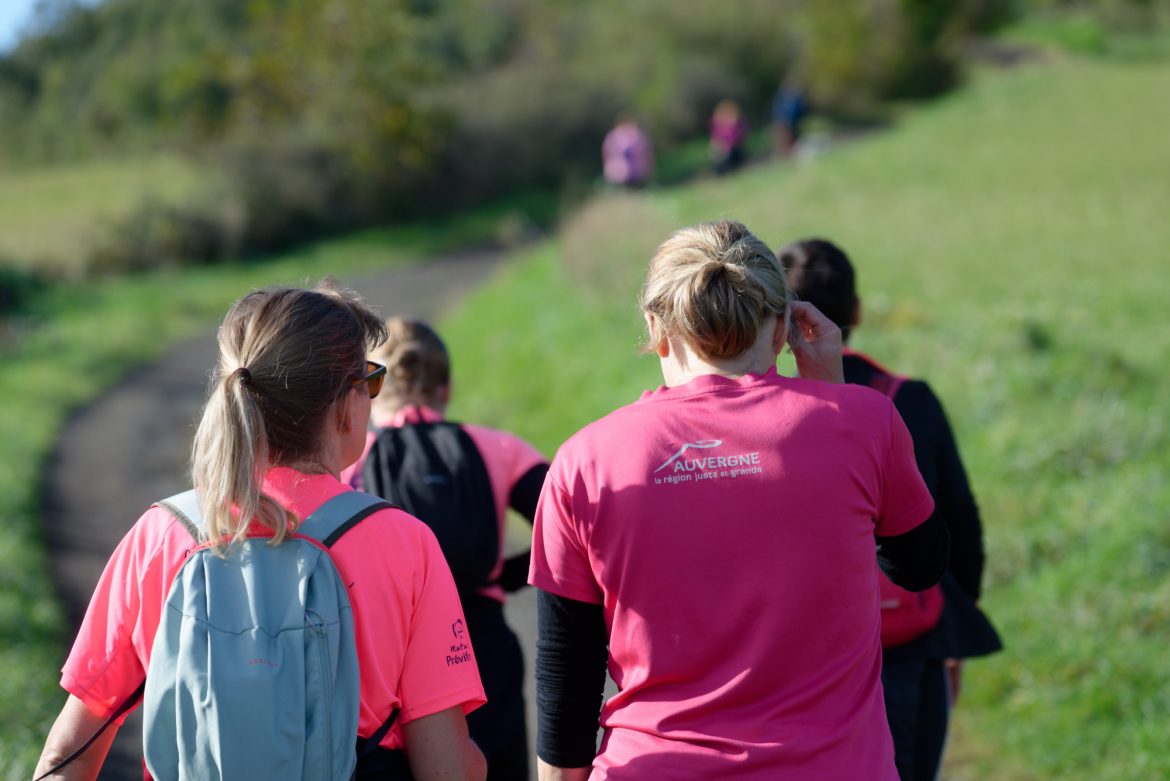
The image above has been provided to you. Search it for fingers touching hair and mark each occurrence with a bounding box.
[778,238,856,338]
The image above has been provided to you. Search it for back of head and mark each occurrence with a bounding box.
[371,317,450,412]
[192,280,387,552]
[714,100,739,119]
[778,238,856,340]
[641,220,790,361]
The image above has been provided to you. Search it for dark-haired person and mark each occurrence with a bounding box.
[780,238,1002,781]
[35,283,487,781]
[342,317,549,781]
[530,221,949,780]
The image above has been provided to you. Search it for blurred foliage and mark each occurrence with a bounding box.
[5,0,1161,272]
[1005,0,1170,57]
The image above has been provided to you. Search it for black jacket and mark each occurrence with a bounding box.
[845,351,1002,660]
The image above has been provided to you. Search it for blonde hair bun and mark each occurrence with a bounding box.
[641,220,790,360]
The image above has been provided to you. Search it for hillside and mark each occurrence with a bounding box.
[440,51,1170,780]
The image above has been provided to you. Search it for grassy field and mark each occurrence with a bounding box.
[0,155,213,277]
[440,54,1170,779]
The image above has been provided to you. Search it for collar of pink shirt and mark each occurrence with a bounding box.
[374,404,445,429]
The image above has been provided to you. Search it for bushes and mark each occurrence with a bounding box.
[794,0,1005,111]
[89,196,244,273]
[0,265,46,317]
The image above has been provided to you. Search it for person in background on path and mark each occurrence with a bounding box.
[601,115,654,189]
[35,282,487,781]
[342,317,549,781]
[780,238,1002,781]
[709,99,748,175]
[530,220,949,780]
[771,77,808,158]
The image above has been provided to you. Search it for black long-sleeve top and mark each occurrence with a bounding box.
[844,352,1001,661]
[843,353,985,600]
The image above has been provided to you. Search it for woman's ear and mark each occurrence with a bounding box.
[336,392,356,433]
[645,312,670,358]
[771,313,789,355]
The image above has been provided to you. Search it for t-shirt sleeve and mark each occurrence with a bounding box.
[396,528,487,724]
[503,431,548,484]
[60,507,188,721]
[875,400,935,538]
[463,424,548,509]
[528,470,603,605]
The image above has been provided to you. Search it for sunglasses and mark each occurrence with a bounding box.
[352,361,387,399]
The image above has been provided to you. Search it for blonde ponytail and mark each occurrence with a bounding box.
[191,366,286,553]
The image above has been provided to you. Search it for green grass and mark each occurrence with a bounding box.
[0,155,213,277]
[441,55,1170,779]
[0,210,521,777]
[1002,9,1170,61]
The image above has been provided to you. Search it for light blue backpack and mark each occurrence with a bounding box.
[143,489,395,781]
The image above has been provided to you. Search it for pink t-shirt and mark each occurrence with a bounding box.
[529,368,934,780]
[602,123,652,185]
[61,467,486,751]
[342,406,547,601]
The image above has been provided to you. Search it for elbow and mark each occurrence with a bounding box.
[877,514,950,591]
[467,741,487,781]
[892,560,947,592]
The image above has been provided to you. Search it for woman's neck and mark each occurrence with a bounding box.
[659,352,773,387]
[658,322,781,387]
[284,456,338,479]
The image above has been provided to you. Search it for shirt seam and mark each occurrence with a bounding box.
[396,685,487,726]
[636,375,778,405]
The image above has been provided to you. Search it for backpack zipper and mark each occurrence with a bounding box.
[307,608,333,778]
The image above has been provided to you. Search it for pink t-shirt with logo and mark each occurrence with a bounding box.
[529,368,934,780]
[342,405,547,601]
[61,467,485,752]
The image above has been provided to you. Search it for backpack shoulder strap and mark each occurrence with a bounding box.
[298,491,403,763]
[870,371,907,400]
[32,681,146,781]
[297,491,396,549]
[849,350,909,402]
[356,708,402,762]
[425,421,493,482]
[154,489,203,543]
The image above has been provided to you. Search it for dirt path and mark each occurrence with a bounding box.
[40,247,542,780]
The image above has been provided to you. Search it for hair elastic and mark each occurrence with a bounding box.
[235,367,252,384]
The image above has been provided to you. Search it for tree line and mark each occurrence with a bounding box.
[4,0,1154,273]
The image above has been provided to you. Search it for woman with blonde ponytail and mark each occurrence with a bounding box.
[529,221,950,780]
[36,282,487,781]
